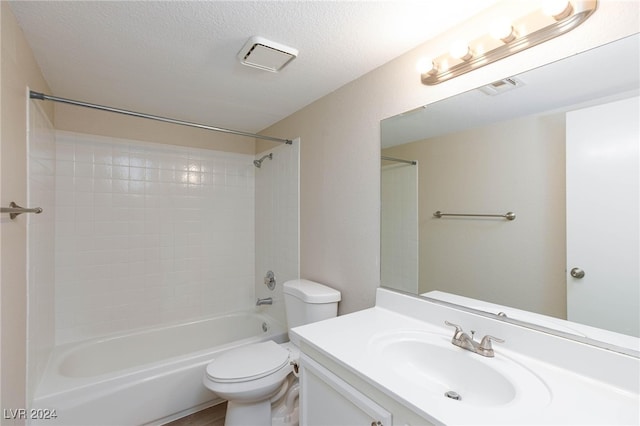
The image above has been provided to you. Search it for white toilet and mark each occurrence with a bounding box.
[203,279,341,426]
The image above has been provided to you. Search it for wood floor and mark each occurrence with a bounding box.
[164,403,227,426]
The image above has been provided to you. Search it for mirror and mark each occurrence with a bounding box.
[380,34,639,353]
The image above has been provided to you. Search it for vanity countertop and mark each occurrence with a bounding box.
[291,289,640,425]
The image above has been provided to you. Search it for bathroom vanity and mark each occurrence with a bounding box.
[291,288,640,425]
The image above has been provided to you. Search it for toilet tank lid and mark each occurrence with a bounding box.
[283,279,341,303]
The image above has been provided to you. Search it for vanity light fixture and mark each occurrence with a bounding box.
[420,0,597,85]
[489,17,517,43]
[450,40,474,61]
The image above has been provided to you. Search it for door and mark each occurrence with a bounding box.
[566,95,639,337]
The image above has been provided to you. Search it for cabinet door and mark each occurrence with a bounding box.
[300,354,392,426]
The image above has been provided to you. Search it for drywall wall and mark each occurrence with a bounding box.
[54,103,257,155]
[1,2,52,420]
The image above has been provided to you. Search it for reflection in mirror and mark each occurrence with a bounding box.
[381,157,418,293]
[380,34,639,352]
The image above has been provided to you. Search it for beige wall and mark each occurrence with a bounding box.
[384,113,566,318]
[54,103,256,154]
[1,2,52,420]
[262,1,639,315]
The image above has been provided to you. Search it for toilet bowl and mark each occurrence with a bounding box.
[205,341,293,402]
[204,341,298,425]
[203,279,340,426]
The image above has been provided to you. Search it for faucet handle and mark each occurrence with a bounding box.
[444,321,464,339]
[478,335,505,357]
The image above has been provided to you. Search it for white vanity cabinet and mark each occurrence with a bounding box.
[300,354,391,426]
[299,352,431,426]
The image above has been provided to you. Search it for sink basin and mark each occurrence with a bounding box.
[368,330,551,408]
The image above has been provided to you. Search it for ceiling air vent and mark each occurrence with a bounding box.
[237,36,298,73]
[478,77,525,96]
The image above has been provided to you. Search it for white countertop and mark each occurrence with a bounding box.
[291,289,640,425]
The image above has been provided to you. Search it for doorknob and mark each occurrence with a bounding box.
[570,267,585,279]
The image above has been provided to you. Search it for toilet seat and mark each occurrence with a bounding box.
[206,340,290,383]
[203,341,293,405]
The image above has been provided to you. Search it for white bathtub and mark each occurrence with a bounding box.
[31,311,287,426]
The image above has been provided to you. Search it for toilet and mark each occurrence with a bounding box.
[203,279,341,426]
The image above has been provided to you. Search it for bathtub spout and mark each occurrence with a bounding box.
[256,297,273,306]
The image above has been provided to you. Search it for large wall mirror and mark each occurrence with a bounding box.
[381,34,639,352]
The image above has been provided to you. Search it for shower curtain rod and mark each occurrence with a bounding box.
[29,91,293,145]
[381,155,417,165]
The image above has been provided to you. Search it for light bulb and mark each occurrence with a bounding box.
[542,0,573,20]
[416,57,437,75]
[450,41,473,61]
[490,17,516,43]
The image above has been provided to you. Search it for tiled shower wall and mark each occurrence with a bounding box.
[27,100,56,403]
[255,140,300,325]
[54,131,256,344]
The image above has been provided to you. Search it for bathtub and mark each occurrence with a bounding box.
[31,311,287,426]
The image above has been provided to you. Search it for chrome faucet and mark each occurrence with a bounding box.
[256,297,273,306]
[445,321,504,357]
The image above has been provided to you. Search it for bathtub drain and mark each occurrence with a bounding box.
[262,322,268,332]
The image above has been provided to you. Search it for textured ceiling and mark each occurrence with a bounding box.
[10,0,497,134]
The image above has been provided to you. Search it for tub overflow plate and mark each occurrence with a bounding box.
[445,390,462,401]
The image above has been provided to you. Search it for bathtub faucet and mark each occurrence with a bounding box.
[256,297,273,306]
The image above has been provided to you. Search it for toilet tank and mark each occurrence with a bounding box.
[283,279,341,332]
